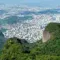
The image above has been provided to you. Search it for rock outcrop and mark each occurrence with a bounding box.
[42,30,51,42]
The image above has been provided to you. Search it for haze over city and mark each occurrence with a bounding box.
[0,0,60,8]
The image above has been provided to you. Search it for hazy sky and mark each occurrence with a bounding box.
[0,0,60,8]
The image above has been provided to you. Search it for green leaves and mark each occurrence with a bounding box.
[0,23,60,60]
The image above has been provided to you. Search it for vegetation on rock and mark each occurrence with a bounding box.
[0,23,60,60]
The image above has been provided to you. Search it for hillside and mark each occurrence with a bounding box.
[0,31,6,49]
[45,23,60,39]
[0,23,60,60]
[42,23,60,42]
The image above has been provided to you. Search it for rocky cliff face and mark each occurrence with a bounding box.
[42,30,51,42]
